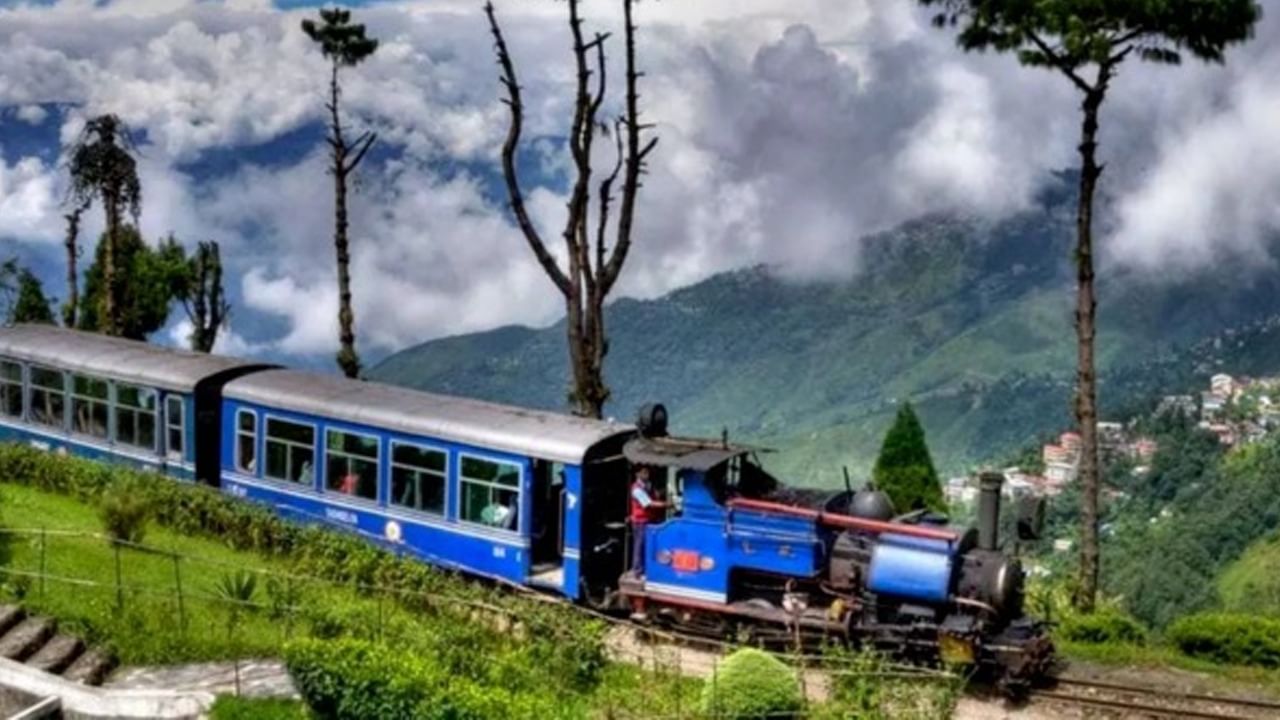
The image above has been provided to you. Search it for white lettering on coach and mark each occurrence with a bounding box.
[326,507,359,525]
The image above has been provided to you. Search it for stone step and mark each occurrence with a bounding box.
[62,647,114,686]
[0,604,27,636]
[27,633,84,675]
[0,617,54,662]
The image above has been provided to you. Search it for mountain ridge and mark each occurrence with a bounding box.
[370,179,1280,486]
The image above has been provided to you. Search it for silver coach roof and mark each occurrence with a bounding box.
[224,369,636,465]
[0,324,261,392]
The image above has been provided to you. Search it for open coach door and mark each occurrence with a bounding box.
[576,434,633,607]
[529,459,567,588]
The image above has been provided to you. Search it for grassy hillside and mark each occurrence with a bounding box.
[370,178,1280,486]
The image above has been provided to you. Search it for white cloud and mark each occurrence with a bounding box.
[0,0,1276,361]
[15,104,47,125]
[1109,48,1280,272]
[0,150,60,243]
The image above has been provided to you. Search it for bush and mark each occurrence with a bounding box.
[700,648,803,719]
[1166,613,1280,668]
[285,638,569,720]
[209,696,308,720]
[98,478,152,544]
[1057,609,1148,646]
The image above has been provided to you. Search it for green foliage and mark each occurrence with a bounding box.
[301,8,379,67]
[0,444,607,692]
[1217,534,1280,616]
[1103,435,1280,628]
[872,403,942,512]
[98,478,152,544]
[179,240,229,353]
[209,696,308,720]
[919,0,1260,70]
[1167,613,1280,668]
[700,648,803,720]
[1057,609,1147,646]
[79,227,189,340]
[9,267,55,324]
[286,637,572,720]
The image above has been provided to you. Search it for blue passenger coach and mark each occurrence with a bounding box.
[219,369,633,597]
[0,325,269,479]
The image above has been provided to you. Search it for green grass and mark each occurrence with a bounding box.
[0,483,328,664]
[1217,534,1280,615]
[209,696,309,720]
[0,480,957,718]
[1059,640,1280,696]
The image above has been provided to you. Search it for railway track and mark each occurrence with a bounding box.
[1034,676,1280,719]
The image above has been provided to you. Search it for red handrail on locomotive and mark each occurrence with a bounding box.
[727,497,960,542]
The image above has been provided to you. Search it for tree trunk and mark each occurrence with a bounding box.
[63,209,81,328]
[1074,88,1105,613]
[103,193,119,336]
[329,62,361,379]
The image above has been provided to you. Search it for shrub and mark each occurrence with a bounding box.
[98,478,152,544]
[209,696,308,720]
[700,648,803,719]
[1057,609,1147,646]
[1166,613,1280,668]
[285,638,568,720]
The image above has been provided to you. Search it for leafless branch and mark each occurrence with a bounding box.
[485,1,572,297]
[602,0,656,295]
[1025,29,1096,94]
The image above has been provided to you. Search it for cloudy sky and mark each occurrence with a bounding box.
[0,0,1278,366]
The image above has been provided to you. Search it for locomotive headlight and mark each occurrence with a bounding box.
[699,556,715,571]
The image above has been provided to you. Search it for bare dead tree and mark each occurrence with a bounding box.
[486,0,657,418]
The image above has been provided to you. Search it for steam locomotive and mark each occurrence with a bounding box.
[0,325,1052,686]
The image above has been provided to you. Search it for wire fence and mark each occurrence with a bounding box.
[0,526,962,718]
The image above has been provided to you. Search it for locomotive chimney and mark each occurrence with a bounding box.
[977,471,1004,551]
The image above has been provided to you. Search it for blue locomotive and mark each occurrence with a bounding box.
[0,325,1052,683]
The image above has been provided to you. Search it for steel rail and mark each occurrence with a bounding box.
[1051,676,1280,713]
[1033,689,1252,719]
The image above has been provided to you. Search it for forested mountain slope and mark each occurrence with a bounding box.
[370,178,1280,486]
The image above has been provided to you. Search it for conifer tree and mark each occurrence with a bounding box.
[872,403,943,512]
[11,269,55,325]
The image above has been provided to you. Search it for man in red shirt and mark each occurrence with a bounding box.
[629,466,666,577]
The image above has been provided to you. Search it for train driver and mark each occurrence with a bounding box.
[629,466,667,577]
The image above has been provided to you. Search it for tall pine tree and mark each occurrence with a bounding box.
[11,269,55,325]
[872,403,943,512]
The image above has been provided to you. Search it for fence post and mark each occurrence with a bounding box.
[113,542,123,612]
[284,576,294,641]
[172,552,186,632]
[37,528,46,599]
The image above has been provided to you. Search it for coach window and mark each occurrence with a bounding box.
[265,417,315,486]
[0,361,22,419]
[390,442,446,516]
[29,366,65,428]
[71,374,109,439]
[235,410,257,474]
[325,429,378,502]
[460,455,521,532]
[165,396,185,461]
[115,383,157,451]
